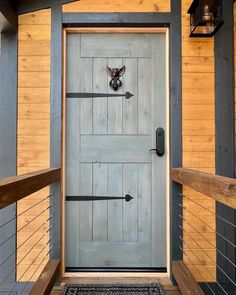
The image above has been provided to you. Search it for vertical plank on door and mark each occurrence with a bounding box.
[80,58,93,134]
[138,164,152,242]
[67,34,80,92]
[123,58,138,134]
[65,34,81,266]
[108,164,123,241]
[65,202,80,266]
[78,56,93,243]
[151,35,166,267]
[93,58,108,134]
[107,58,123,134]
[79,163,93,241]
[123,164,138,241]
[65,100,80,266]
[138,57,152,134]
[93,163,108,241]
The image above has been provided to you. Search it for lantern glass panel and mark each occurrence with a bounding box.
[188,0,223,37]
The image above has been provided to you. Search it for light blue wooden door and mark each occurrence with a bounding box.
[65,33,167,269]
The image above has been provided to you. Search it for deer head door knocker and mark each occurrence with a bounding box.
[106,66,126,91]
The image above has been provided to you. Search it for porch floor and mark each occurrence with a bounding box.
[50,274,181,294]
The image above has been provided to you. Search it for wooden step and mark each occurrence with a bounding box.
[172,261,204,295]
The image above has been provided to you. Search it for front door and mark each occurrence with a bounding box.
[65,32,167,270]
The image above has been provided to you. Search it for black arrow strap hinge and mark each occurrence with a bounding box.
[66,194,133,202]
[66,92,133,99]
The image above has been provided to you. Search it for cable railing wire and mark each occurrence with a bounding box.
[216,265,236,289]
[5,197,55,294]
[18,243,55,295]
[179,193,236,229]
[0,212,54,269]
[0,205,55,290]
[178,245,217,295]
[179,204,236,249]
[178,194,236,295]
[179,234,216,266]
[179,241,229,295]
[180,240,231,295]
[177,232,230,294]
[0,224,54,289]
[0,224,53,269]
[180,222,236,269]
[0,195,50,231]
[0,187,55,294]
[17,204,52,233]
[17,197,55,294]
[0,206,53,250]
[17,195,50,219]
[8,236,55,295]
[179,213,236,273]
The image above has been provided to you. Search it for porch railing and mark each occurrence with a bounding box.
[172,168,236,295]
[0,168,60,295]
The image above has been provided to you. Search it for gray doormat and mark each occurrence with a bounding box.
[63,284,165,295]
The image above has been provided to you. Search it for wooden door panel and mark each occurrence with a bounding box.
[79,163,93,242]
[122,58,138,134]
[81,34,152,58]
[123,164,138,242]
[79,58,93,135]
[80,135,152,163]
[93,58,108,134]
[107,164,123,241]
[138,58,152,134]
[65,33,167,268]
[107,58,123,134]
[138,164,152,242]
[93,163,108,241]
[79,242,152,268]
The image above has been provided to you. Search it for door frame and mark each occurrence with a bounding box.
[58,7,183,280]
[61,26,171,277]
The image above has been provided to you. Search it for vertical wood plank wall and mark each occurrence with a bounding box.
[17,9,51,280]
[182,0,216,282]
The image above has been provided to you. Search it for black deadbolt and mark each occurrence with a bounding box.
[149,127,165,157]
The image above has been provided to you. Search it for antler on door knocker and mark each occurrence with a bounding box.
[106,66,126,91]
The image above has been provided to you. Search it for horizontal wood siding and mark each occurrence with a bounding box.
[182,0,216,282]
[62,0,170,13]
[17,9,51,281]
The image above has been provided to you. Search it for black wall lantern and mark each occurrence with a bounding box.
[188,0,224,37]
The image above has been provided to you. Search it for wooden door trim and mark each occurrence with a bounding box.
[61,27,67,278]
[61,27,170,278]
[62,12,171,27]
[65,27,167,34]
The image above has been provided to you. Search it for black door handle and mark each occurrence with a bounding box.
[149,127,165,157]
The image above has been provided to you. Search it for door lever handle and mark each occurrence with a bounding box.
[149,127,165,157]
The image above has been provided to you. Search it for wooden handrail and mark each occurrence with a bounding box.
[172,261,204,295]
[172,168,236,209]
[0,168,61,209]
[29,260,60,295]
